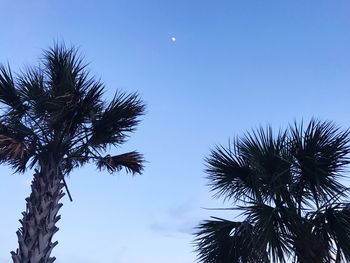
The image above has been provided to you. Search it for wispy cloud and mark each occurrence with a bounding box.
[149,201,200,236]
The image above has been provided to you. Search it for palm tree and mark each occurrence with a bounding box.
[0,44,145,262]
[195,120,350,263]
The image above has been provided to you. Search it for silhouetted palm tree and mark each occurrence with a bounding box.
[0,44,145,262]
[195,120,350,263]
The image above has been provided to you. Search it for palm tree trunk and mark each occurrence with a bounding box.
[11,161,64,263]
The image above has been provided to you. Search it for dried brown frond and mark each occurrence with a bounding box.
[97,151,144,175]
[0,135,26,160]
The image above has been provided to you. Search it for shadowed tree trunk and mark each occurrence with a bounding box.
[11,159,64,263]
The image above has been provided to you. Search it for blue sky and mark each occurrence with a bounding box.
[0,1,350,262]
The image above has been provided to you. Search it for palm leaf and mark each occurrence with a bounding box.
[205,144,255,202]
[18,67,50,116]
[43,43,87,97]
[195,217,269,263]
[243,202,293,262]
[306,204,350,262]
[239,127,292,203]
[0,64,27,115]
[0,135,26,160]
[89,92,145,148]
[96,151,144,174]
[290,119,350,206]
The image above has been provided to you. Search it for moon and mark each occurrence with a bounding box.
[171,37,176,42]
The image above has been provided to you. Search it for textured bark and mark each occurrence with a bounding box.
[11,161,64,263]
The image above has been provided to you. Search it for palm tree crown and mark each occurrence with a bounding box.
[195,120,350,263]
[0,44,145,262]
[0,44,145,175]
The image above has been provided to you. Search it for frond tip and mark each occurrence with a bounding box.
[97,151,144,175]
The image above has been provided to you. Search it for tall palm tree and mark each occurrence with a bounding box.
[195,120,350,263]
[0,44,145,262]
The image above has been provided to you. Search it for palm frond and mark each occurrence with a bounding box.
[59,80,105,135]
[239,127,292,204]
[18,67,49,116]
[307,204,350,262]
[205,144,256,202]
[43,43,88,97]
[0,135,26,160]
[96,151,144,174]
[290,119,350,206]
[78,81,105,120]
[195,218,269,263]
[0,134,30,172]
[243,202,293,262]
[205,127,292,205]
[89,92,145,148]
[0,64,27,115]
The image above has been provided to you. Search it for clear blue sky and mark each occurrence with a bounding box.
[1,1,350,262]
